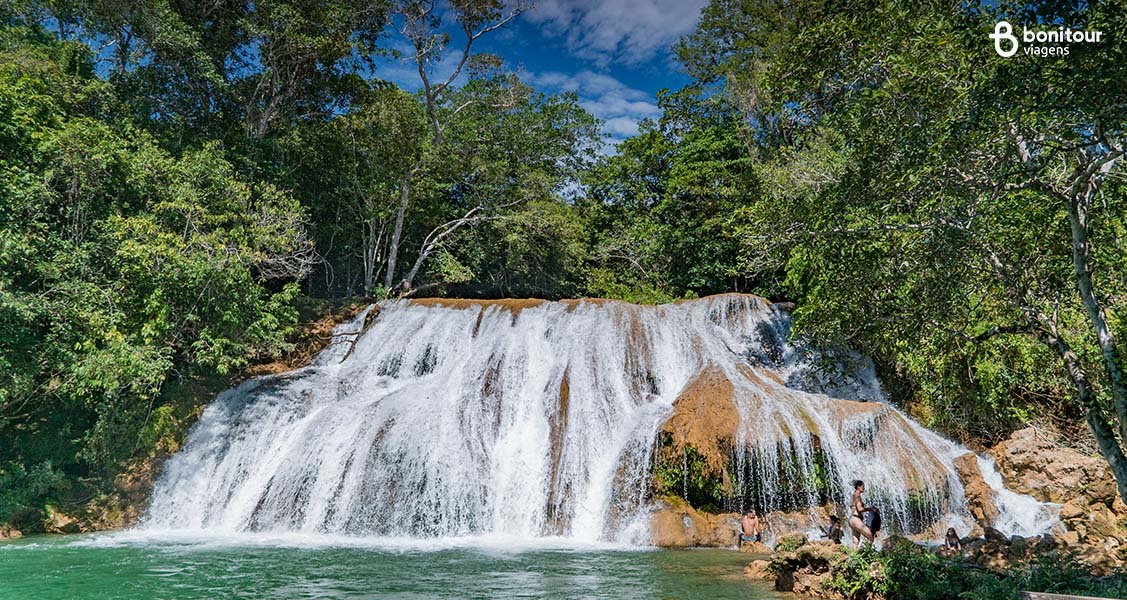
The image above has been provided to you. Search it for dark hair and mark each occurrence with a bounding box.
[946,528,957,537]
[830,515,840,523]
[852,480,864,489]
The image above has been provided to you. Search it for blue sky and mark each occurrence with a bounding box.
[379,0,709,147]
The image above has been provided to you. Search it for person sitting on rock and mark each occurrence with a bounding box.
[823,515,844,544]
[940,527,962,556]
[848,480,877,548]
[739,509,762,546]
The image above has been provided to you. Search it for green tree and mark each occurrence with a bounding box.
[679,0,1127,498]
[0,23,310,522]
[580,88,760,301]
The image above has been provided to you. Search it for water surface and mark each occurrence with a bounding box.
[0,533,789,599]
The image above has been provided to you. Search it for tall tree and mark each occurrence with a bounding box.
[381,0,527,294]
[680,0,1127,499]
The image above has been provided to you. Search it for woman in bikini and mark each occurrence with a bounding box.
[848,480,875,548]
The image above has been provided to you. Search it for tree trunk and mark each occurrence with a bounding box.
[383,172,412,290]
[1066,187,1127,445]
[983,244,1127,503]
[1038,324,1127,503]
[361,211,384,296]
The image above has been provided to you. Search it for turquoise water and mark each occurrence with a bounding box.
[0,533,789,599]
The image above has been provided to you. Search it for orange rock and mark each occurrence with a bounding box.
[744,559,773,579]
[953,453,1000,528]
[649,499,740,548]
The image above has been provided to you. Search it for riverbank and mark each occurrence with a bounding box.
[742,535,1127,600]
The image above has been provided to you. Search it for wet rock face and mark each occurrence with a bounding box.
[953,453,1000,528]
[649,500,739,548]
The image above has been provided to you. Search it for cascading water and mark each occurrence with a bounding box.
[143,295,1058,543]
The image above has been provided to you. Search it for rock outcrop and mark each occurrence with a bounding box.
[952,452,1000,529]
[990,427,1119,506]
[987,427,1127,572]
[769,537,853,598]
[659,367,741,481]
[744,559,774,579]
[650,499,739,548]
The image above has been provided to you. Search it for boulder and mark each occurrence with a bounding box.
[766,506,830,542]
[983,526,1008,545]
[1056,530,1081,547]
[744,559,774,580]
[650,499,739,548]
[0,526,21,539]
[1009,535,1029,557]
[953,452,1000,528]
[990,427,1117,506]
[771,540,849,595]
[44,506,80,534]
[739,541,773,554]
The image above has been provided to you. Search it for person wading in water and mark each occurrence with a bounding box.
[848,480,877,548]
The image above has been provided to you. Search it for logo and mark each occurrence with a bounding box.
[990,21,1019,57]
[990,20,1104,58]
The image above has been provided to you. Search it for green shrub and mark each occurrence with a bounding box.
[827,544,890,599]
[830,544,1127,600]
[775,534,806,553]
[0,461,65,525]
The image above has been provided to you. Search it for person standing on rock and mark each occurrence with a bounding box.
[740,509,762,546]
[848,480,877,548]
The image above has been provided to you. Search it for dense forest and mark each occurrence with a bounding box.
[1,0,1126,530]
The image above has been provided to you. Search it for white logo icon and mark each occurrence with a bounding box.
[990,21,1019,57]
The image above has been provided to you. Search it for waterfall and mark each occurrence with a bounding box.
[143,295,1057,543]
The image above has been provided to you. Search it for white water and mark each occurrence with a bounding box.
[143,295,1057,543]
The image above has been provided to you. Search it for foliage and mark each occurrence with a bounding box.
[0,461,65,526]
[651,434,731,513]
[825,544,1127,600]
[0,1,601,529]
[677,0,1127,496]
[0,22,310,521]
[774,534,806,554]
[826,543,890,600]
[578,88,764,301]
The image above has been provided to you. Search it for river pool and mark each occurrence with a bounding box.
[0,532,791,599]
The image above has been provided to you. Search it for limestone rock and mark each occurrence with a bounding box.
[739,541,772,554]
[953,452,1000,528]
[744,559,774,580]
[44,506,80,534]
[650,499,739,548]
[990,427,1116,506]
[772,540,850,596]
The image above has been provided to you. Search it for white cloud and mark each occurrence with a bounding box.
[525,69,659,149]
[525,0,709,66]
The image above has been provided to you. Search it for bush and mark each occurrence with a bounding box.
[0,461,65,526]
[1018,554,1127,599]
[826,544,890,599]
[826,543,1127,600]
